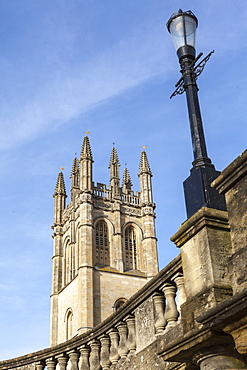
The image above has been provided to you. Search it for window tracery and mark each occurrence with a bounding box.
[124,226,137,270]
[95,220,110,265]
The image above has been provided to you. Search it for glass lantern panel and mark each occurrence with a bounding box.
[170,14,197,51]
[184,15,197,48]
[169,16,185,51]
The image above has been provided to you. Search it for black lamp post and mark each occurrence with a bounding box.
[167,10,226,218]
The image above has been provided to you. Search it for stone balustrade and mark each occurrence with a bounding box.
[93,183,140,206]
[93,184,112,200]
[120,194,140,206]
[153,272,185,335]
[0,255,183,370]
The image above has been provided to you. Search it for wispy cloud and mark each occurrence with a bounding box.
[0,21,172,152]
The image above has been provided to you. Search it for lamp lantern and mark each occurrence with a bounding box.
[167,9,198,61]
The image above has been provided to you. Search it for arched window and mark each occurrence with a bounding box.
[95,220,110,265]
[64,240,71,286]
[65,241,74,285]
[114,298,127,311]
[124,226,137,270]
[65,309,73,340]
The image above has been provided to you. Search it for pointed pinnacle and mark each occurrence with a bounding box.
[71,157,79,176]
[109,147,120,168]
[122,168,133,188]
[139,151,152,175]
[80,136,93,160]
[54,172,66,195]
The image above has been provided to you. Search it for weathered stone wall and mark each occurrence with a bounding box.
[93,269,147,326]
[134,296,156,352]
[110,340,183,370]
[212,149,247,293]
[57,276,79,342]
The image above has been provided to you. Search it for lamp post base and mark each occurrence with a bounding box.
[183,166,227,219]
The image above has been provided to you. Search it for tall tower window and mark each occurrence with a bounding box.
[125,226,137,270]
[95,220,110,265]
[65,309,73,340]
[64,241,72,286]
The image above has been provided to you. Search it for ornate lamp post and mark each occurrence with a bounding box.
[166,9,226,218]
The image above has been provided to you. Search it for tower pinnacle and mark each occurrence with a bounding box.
[80,136,93,161]
[138,151,153,205]
[54,172,66,196]
[80,136,93,191]
[109,147,120,196]
[122,167,132,191]
[71,157,80,188]
[139,150,152,176]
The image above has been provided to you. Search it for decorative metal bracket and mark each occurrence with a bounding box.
[170,50,214,99]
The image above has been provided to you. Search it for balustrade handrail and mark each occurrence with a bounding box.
[0,255,181,369]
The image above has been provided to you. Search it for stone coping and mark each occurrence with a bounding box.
[170,207,229,248]
[158,326,232,363]
[196,287,247,331]
[211,149,247,194]
[0,255,181,368]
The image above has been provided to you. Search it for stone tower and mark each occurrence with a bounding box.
[50,136,158,346]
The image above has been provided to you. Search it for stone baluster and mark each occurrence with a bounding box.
[161,283,179,329]
[56,354,68,370]
[125,315,136,355]
[78,345,90,370]
[116,322,128,358]
[89,339,101,370]
[108,328,120,364]
[172,272,186,312]
[46,357,57,370]
[36,361,45,370]
[68,350,80,370]
[153,292,166,334]
[99,334,111,370]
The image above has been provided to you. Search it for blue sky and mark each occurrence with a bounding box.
[0,0,246,360]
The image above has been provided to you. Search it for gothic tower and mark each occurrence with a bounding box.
[50,136,158,346]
